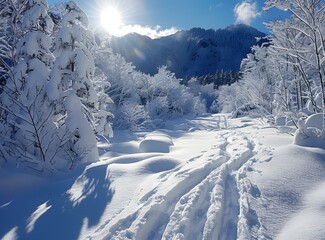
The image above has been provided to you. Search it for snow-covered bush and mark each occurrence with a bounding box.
[146,66,206,121]
[93,36,207,130]
[187,77,216,112]
[114,101,151,131]
[294,114,325,148]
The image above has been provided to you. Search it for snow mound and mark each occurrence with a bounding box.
[294,133,325,149]
[294,114,325,149]
[139,132,174,153]
[277,181,325,240]
[99,142,141,156]
[305,113,323,129]
[140,156,181,173]
[104,153,161,165]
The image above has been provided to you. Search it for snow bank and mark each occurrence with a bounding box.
[294,114,325,149]
[3,114,325,240]
[305,113,323,129]
[0,169,47,195]
[139,156,181,174]
[276,181,325,240]
[139,132,174,153]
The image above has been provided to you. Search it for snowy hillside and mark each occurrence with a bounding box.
[109,24,266,78]
[1,114,325,240]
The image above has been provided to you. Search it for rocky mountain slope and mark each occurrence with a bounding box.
[110,24,266,78]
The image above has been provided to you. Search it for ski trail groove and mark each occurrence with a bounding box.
[236,143,273,240]
[94,128,270,240]
[100,134,230,240]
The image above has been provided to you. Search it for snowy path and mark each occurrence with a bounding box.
[90,117,273,240]
[2,114,325,240]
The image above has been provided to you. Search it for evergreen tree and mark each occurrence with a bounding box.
[47,1,112,166]
[0,0,113,173]
[0,0,58,172]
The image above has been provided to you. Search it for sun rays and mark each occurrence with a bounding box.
[100,6,122,34]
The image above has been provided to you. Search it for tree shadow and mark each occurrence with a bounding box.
[0,163,113,240]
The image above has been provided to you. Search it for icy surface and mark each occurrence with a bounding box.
[1,114,325,240]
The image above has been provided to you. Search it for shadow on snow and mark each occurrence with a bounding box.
[0,164,113,240]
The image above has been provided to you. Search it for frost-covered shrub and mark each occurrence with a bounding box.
[187,78,216,112]
[145,66,206,121]
[217,83,243,114]
[92,39,207,130]
[114,101,151,131]
[146,96,170,122]
[210,99,219,113]
[294,115,325,148]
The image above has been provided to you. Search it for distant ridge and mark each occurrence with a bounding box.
[110,24,267,78]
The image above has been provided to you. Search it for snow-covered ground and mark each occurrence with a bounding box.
[1,114,325,240]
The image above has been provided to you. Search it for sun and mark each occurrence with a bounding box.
[101,7,122,35]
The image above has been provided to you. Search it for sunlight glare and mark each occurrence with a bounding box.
[101,7,122,35]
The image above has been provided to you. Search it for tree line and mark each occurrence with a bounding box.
[0,0,211,174]
[218,0,325,138]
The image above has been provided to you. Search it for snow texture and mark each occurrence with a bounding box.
[1,114,325,240]
[139,132,174,153]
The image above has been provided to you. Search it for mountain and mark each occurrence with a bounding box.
[109,24,267,78]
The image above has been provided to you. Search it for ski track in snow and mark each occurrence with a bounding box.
[2,115,297,240]
[88,118,272,240]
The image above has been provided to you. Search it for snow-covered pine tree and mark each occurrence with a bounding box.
[0,0,64,172]
[47,1,112,166]
[0,0,28,89]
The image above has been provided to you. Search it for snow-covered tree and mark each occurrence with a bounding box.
[145,66,205,121]
[47,1,112,166]
[92,35,146,130]
[0,0,59,171]
[0,0,113,173]
[93,32,207,130]
[0,0,28,88]
[265,0,325,130]
[217,0,325,135]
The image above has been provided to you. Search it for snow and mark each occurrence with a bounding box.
[139,132,174,153]
[276,181,325,240]
[26,201,52,233]
[64,91,99,162]
[1,114,325,239]
[305,113,323,129]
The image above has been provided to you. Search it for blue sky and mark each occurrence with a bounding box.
[48,0,289,37]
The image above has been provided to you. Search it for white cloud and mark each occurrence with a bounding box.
[234,1,261,25]
[117,25,179,39]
